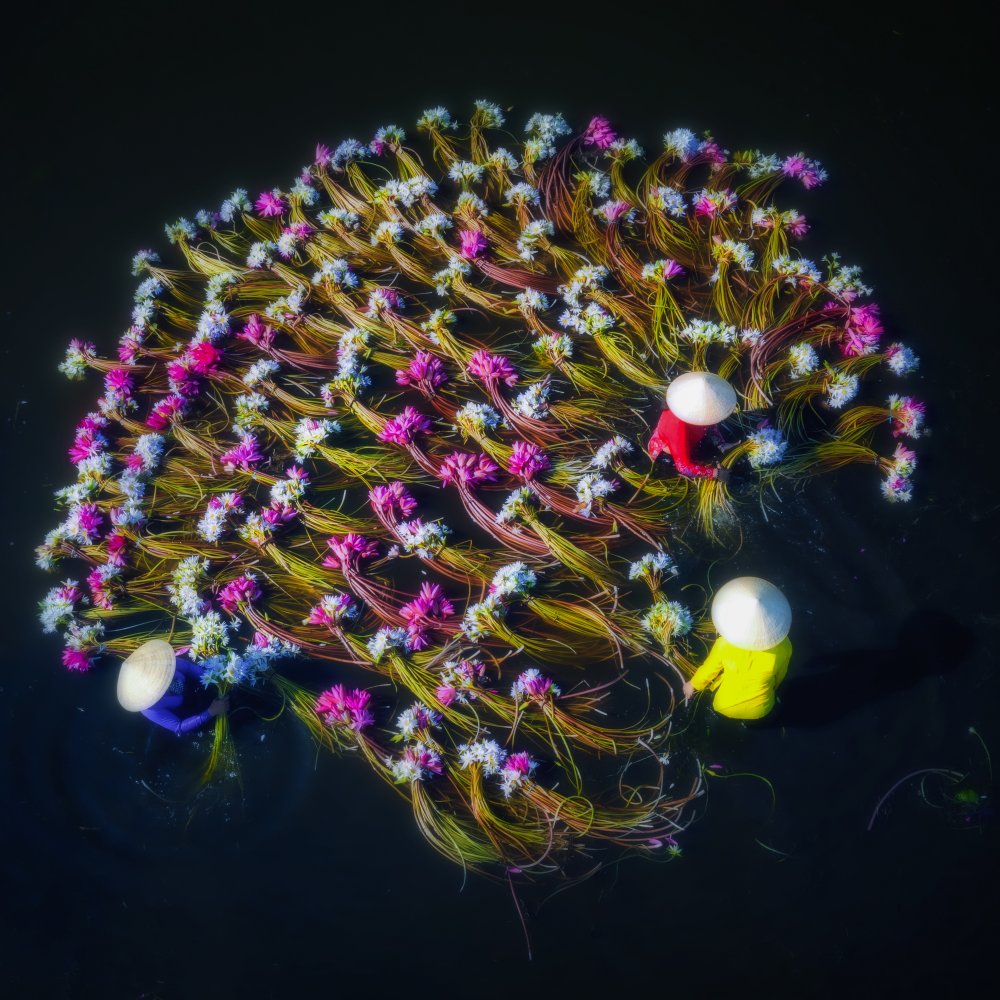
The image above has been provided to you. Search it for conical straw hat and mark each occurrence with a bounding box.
[711,577,792,651]
[117,639,177,712]
[665,371,737,426]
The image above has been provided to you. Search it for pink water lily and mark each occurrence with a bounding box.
[583,115,617,149]
[459,229,488,259]
[396,351,448,393]
[209,492,243,512]
[76,414,107,435]
[305,592,356,628]
[323,533,379,571]
[73,503,104,544]
[87,567,115,611]
[62,648,93,673]
[601,200,632,223]
[888,396,926,439]
[262,503,298,526]
[68,427,107,464]
[220,434,265,472]
[786,214,809,237]
[400,582,455,624]
[106,531,129,568]
[70,338,96,357]
[398,744,443,776]
[511,667,560,702]
[186,341,223,375]
[499,751,537,796]
[369,481,418,520]
[218,574,262,614]
[255,190,287,217]
[694,191,735,218]
[237,314,276,350]
[165,359,201,399]
[699,141,727,167]
[378,406,433,446]
[435,685,457,706]
[782,155,808,177]
[841,304,884,357]
[104,367,134,397]
[435,659,487,706]
[504,751,537,775]
[438,451,499,487]
[117,328,144,364]
[400,582,455,649]
[467,349,518,388]
[315,684,374,731]
[892,444,917,472]
[146,394,186,430]
[284,465,309,489]
[251,630,278,650]
[508,440,550,481]
[782,154,826,189]
[55,582,83,605]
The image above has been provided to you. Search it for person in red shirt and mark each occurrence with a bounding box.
[648,371,738,479]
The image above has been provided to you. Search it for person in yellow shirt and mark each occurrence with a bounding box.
[682,576,792,721]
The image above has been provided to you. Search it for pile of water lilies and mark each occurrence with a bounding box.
[37,102,923,878]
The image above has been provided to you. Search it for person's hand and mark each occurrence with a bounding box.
[715,466,732,485]
[682,681,696,702]
[208,697,230,717]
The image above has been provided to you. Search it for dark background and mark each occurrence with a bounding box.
[2,4,997,998]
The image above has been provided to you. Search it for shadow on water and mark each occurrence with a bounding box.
[2,671,324,898]
[776,610,977,728]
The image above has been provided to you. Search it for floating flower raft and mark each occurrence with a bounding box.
[37,103,923,878]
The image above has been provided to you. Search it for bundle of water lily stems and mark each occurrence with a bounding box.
[37,103,923,879]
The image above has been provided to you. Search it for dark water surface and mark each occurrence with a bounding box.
[3,7,997,998]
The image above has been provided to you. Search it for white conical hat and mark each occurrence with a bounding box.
[665,371,738,425]
[711,577,792,651]
[117,639,177,712]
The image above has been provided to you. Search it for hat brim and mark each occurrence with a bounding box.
[711,577,791,651]
[666,373,738,425]
[117,640,177,712]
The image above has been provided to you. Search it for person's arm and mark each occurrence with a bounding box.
[659,413,717,478]
[648,410,675,459]
[673,457,719,479]
[672,421,718,479]
[141,703,214,736]
[687,638,727,694]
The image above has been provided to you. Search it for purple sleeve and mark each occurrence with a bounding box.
[141,704,215,736]
[174,657,207,683]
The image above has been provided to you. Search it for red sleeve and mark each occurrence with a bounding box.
[650,411,716,478]
[648,410,676,459]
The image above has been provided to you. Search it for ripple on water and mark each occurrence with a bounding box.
[5,683,323,894]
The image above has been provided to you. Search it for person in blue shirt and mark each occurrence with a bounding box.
[116,639,228,735]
